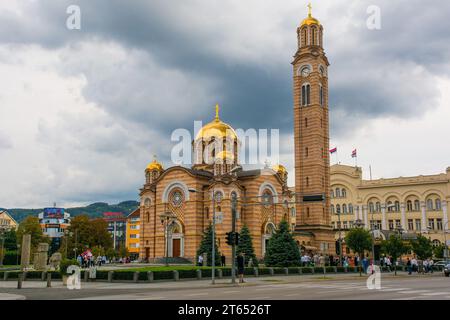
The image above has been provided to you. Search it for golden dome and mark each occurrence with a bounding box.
[272,164,287,175]
[146,156,163,171]
[301,3,320,27]
[195,104,238,141]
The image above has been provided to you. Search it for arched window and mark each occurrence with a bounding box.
[407,200,412,212]
[376,202,381,212]
[342,189,347,198]
[331,205,335,214]
[427,199,433,211]
[432,239,441,247]
[436,199,441,210]
[343,204,347,214]
[330,189,334,198]
[414,200,420,211]
[387,201,393,212]
[144,198,151,207]
[302,28,307,47]
[335,188,341,198]
[319,85,323,106]
[336,204,341,214]
[302,84,311,106]
[369,202,374,213]
[311,27,316,45]
[395,201,400,212]
[349,204,354,214]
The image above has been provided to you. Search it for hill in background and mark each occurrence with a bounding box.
[2,200,139,223]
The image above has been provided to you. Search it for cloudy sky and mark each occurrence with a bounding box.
[0,0,449,208]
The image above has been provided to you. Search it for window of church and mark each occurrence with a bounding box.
[342,204,347,214]
[432,239,441,247]
[170,190,184,207]
[214,191,223,203]
[427,199,434,211]
[407,200,412,211]
[331,204,335,214]
[369,202,374,213]
[335,188,341,198]
[437,218,443,230]
[336,204,341,214]
[414,200,420,211]
[342,189,347,198]
[408,219,414,230]
[376,202,381,212]
[349,204,353,214]
[436,199,441,210]
[395,201,400,212]
[144,198,151,207]
[301,84,311,106]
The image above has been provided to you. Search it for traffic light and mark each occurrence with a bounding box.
[234,232,240,245]
[225,232,233,245]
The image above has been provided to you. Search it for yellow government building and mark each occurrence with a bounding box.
[330,164,450,256]
[0,210,18,230]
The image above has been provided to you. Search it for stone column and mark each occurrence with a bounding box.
[21,234,31,271]
[354,205,359,222]
[381,204,387,230]
[363,205,369,230]
[400,203,407,231]
[421,201,428,233]
[443,201,448,231]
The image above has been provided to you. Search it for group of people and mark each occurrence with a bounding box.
[406,257,434,274]
[77,254,108,268]
[197,252,247,283]
[300,253,341,267]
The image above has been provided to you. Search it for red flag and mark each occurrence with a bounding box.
[329,147,337,154]
[351,149,357,158]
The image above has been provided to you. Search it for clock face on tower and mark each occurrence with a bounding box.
[301,66,311,77]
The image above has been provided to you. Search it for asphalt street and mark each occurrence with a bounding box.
[1,273,449,300]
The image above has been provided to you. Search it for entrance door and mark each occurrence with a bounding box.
[173,239,181,257]
[145,248,150,261]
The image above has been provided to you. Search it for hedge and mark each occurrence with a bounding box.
[113,271,134,281]
[301,267,313,274]
[288,267,300,274]
[153,271,174,280]
[314,267,325,274]
[258,268,272,275]
[273,268,285,275]
[1,251,19,265]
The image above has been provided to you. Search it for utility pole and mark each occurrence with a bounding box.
[231,192,237,284]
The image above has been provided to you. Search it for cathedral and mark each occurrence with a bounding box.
[138,6,335,262]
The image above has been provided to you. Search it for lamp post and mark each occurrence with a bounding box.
[443,221,449,261]
[64,229,73,259]
[159,211,177,267]
[337,210,343,267]
[354,219,365,275]
[16,243,21,266]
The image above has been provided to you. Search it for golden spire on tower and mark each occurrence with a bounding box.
[301,2,320,27]
[308,2,312,17]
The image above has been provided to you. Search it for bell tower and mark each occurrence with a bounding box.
[293,4,334,253]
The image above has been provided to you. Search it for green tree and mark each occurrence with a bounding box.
[380,234,410,275]
[237,224,258,267]
[64,215,113,258]
[196,224,221,266]
[264,220,300,267]
[433,244,446,259]
[345,228,372,275]
[3,229,17,251]
[411,235,433,260]
[16,216,49,252]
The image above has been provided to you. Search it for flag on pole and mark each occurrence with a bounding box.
[329,147,337,154]
[351,149,357,158]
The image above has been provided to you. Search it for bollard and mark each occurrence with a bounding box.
[17,273,23,289]
[3,271,9,281]
[217,269,223,279]
[269,268,274,276]
[147,271,154,282]
[133,272,139,283]
[196,269,202,280]
[284,268,289,276]
[108,271,114,283]
[84,270,89,282]
[46,272,52,288]
[173,270,179,281]
[254,267,258,277]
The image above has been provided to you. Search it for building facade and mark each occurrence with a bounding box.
[292,6,335,254]
[126,208,140,259]
[0,210,18,230]
[330,164,450,255]
[102,212,127,250]
[38,208,71,239]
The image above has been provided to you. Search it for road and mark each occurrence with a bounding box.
[1,273,449,300]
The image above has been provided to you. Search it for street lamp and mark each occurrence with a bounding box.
[354,219,365,275]
[159,211,177,267]
[64,229,73,259]
[337,210,343,267]
[443,221,449,261]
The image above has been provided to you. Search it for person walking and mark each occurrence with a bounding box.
[198,254,204,267]
[237,252,245,283]
[406,258,412,275]
[429,258,434,273]
[221,254,226,267]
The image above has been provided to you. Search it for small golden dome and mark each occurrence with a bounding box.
[301,3,320,27]
[272,164,287,175]
[215,150,235,161]
[146,156,164,171]
[195,104,238,141]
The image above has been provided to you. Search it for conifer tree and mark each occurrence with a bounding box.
[264,220,301,267]
[196,224,221,266]
[237,224,258,267]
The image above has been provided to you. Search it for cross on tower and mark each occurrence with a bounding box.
[307,3,312,17]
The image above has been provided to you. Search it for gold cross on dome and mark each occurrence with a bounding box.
[215,103,220,120]
[307,3,312,17]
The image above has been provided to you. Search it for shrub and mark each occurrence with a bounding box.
[288,267,300,274]
[314,267,325,274]
[258,268,272,275]
[25,271,42,279]
[153,271,174,280]
[325,266,335,273]
[178,270,198,279]
[273,268,285,275]
[336,266,346,273]
[113,271,134,281]
[59,259,78,276]
[301,267,313,274]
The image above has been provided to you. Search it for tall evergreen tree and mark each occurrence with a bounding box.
[196,224,221,267]
[237,224,258,267]
[264,220,301,267]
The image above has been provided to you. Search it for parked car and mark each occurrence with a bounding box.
[434,260,449,267]
[444,263,450,277]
